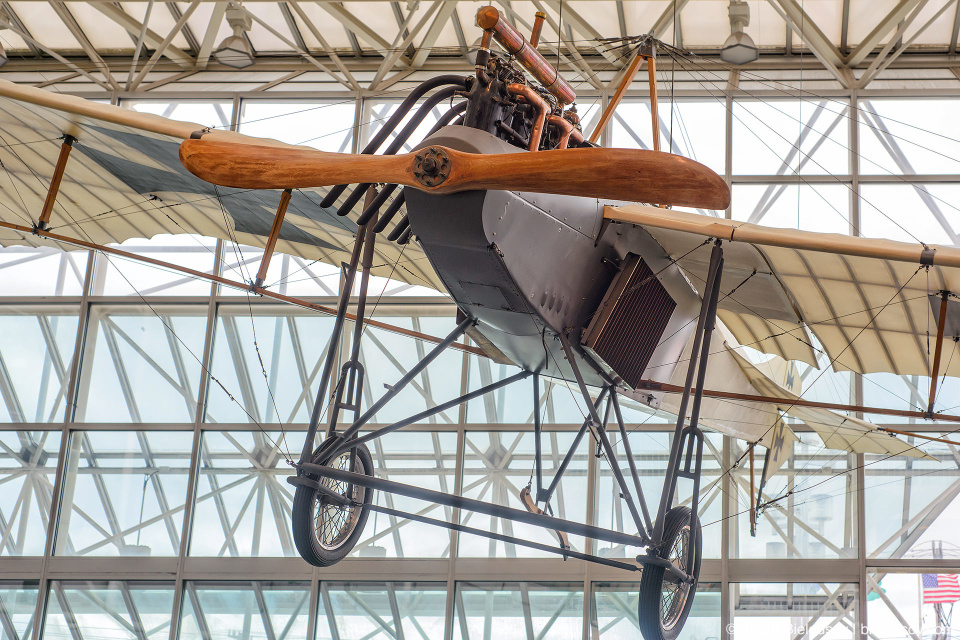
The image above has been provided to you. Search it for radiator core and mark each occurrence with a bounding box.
[581,254,677,390]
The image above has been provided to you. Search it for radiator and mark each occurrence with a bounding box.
[581,253,677,390]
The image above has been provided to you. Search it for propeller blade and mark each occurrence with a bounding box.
[180,138,730,210]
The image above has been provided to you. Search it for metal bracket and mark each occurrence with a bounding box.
[413,147,451,187]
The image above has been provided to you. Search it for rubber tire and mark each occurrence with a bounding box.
[292,443,374,567]
[637,506,702,640]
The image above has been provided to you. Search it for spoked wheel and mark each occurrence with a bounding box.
[292,443,374,567]
[637,506,702,640]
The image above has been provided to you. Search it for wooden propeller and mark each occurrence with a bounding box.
[180,138,731,210]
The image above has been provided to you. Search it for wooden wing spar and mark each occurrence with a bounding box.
[178,138,731,211]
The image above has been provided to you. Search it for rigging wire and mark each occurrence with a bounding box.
[665,48,925,245]
[657,45,960,239]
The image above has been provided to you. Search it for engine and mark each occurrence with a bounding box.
[461,7,591,152]
[461,52,588,152]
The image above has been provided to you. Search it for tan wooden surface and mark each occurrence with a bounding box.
[180,138,732,210]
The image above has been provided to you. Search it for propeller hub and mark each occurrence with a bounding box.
[413,147,450,188]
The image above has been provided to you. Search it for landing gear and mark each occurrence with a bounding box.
[638,506,702,640]
[292,443,374,567]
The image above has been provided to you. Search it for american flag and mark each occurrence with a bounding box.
[922,574,960,603]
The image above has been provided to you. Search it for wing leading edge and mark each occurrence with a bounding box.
[0,79,443,291]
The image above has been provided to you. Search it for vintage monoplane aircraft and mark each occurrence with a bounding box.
[0,7,958,640]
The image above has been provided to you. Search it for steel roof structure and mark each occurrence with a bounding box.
[1,0,960,94]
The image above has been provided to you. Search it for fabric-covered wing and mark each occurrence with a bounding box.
[728,348,932,459]
[0,80,442,291]
[606,204,960,379]
[653,324,930,459]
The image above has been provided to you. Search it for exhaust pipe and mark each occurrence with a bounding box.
[476,6,576,106]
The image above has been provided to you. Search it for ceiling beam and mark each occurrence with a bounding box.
[449,7,470,62]
[368,0,439,87]
[648,0,690,40]
[48,1,120,91]
[410,0,458,68]
[128,0,199,90]
[194,0,226,69]
[279,1,308,51]
[0,14,112,89]
[167,2,201,52]
[840,0,850,53]
[287,0,359,89]
[845,0,926,67]
[950,0,960,53]
[317,1,393,54]
[235,2,357,90]
[1,2,42,58]
[542,0,623,67]
[858,0,955,88]
[531,0,603,90]
[89,1,194,68]
[766,0,849,87]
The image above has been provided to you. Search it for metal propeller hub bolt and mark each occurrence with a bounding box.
[413,147,450,187]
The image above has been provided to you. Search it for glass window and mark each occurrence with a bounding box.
[317,582,446,640]
[611,99,725,175]
[866,571,954,640]
[43,580,174,640]
[204,306,335,425]
[190,430,299,558]
[218,245,341,298]
[239,100,356,151]
[860,183,960,244]
[453,582,583,639]
[596,431,724,560]
[732,582,858,639]
[0,430,60,556]
[591,581,721,639]
[732,184,852,235]
[859,98,960,175]
[355,314,463,425]
[464,360,586,424]
[74,305,207,423]
[0,248,86,297]
[361,431,457,558]
[90,236,218,297]
[459,430,588,557]
[180,581,309,640]
[0,307,78,423]
[733,435,858,560]
[0,580,38,640]
[123,101,232,131]
[865,439,960,559]
[361,99,447,154]
[55,431,193,557]
[733,100,850,176]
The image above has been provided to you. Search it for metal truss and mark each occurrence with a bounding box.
[5,0,960,96]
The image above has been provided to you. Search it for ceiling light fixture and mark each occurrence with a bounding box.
[720,0,759,66]
[214,6,255,69]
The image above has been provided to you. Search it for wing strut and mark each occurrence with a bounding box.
[253,188,292,288]
[35,134,75,232]
[927,290,950,416]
